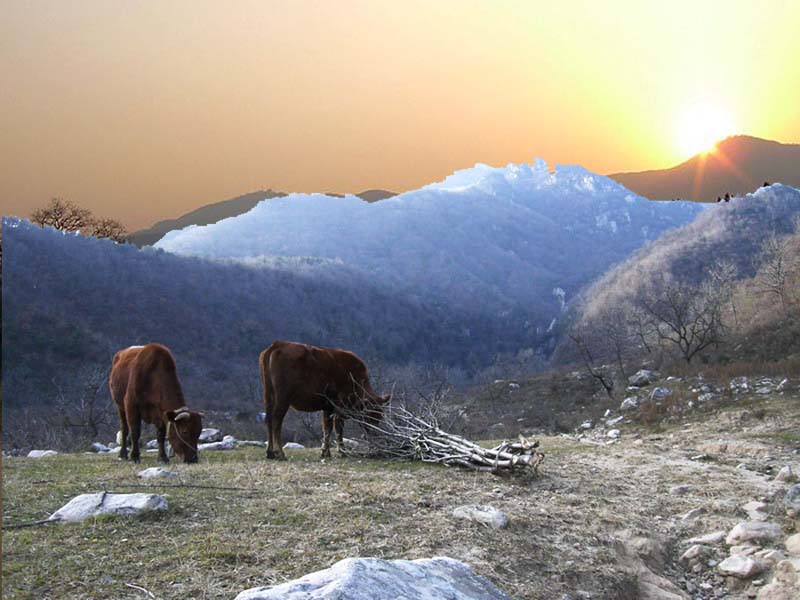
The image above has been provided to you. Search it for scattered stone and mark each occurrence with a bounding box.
[607,429,621,439]
[628,370,660,387]
[27,450,58,458]
[283,442,305,449]
[785,534,800,556]
[138,467,179,479]
[697,393,719,403]
[620,397,639,411]
[776,379,789,392]
[145,439,160,450]
[90,442,111,453]
[578,420,593,431]
[49,492,168,523]
[681,507,707,521]
[775,466,797,484]
[508,382,520,390]
[742,500,769,521]
[670,484,695,496]
[234,556,511,600]
[603,409,612,418]
[718,555,765,579]
[731,544,761,556]
[726,522,783,546]
[756,560,800,599]
[755,549,787,566]
[784,484,800,516]
[452,505,509,529]
[688,531,726,545]
[756,387,773,395]
[649,387,672,401]
[199,428,223,443]
[730,377,750,393]
[607,416,624,427]
[199,435,236,451]
[680,544,708,563]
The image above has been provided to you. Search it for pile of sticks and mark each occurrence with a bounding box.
[343,402,544,474]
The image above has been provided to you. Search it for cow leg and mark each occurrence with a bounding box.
[269,402,289,461]
[157,423,169,464]
[128,409,142,463]
[334,416,346,457]
[117,406,129,461]
[321,411,333,459]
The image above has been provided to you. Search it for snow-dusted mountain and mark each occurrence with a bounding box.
[155,160,705,334]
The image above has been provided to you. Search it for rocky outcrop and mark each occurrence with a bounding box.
[234,556,511,600]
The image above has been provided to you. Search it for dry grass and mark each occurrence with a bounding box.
[3,388,799,600]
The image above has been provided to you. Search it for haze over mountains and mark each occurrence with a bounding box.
[128,136,794,248]
[610,135,800,202]
[155,159,704,337]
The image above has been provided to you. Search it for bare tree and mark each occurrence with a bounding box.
[568,328,615,397]
[89,217,128,243]
[707,258,740,325]
[636,275,726,363]
[31,198,93,232]
[755,232,797,310]
[30,198,127,242]
[50,365,116,444]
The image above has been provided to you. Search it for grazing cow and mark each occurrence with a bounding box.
[259,341,390,460]
[109,344,203,463]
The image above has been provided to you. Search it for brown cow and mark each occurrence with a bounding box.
[259,340,390,460]
[109,344,203,463]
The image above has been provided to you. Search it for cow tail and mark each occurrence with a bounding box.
[259,346,274,415]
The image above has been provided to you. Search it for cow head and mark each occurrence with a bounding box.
[166,407,204,463]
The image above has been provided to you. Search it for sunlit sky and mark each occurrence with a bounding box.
[1,0,798,229]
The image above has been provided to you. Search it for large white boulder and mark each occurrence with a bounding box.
[718,554,765,579]
[234,556,510,600]
[49,492,168,523]
[283,442,305,449]
[726,521,783,545]
[27,450,58,458]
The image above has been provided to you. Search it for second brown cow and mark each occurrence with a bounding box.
[259,340,390,460]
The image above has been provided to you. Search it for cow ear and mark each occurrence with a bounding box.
[195,411,205,418]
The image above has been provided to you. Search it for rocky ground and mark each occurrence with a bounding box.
[2,374,799,599]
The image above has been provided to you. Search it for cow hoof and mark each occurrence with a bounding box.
[132,456,141,464]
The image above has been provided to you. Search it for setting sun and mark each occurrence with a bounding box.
[677,101,736,158]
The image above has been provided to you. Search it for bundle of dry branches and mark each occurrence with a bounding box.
[341,401,545,474]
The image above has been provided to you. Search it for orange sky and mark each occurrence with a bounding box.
[1,0,798,229]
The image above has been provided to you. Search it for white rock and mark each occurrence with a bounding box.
[785,533,800,556]
[283,442,305,449]
[620,397,639,411]
[49,492,168,522]
[681,507,707,521]
[649,387,671,401]
[680,544,708,563]
[756,386,773,395]
[607,429,621,439]
[775,466,797,483]
[138,467,179,479]
[697,392,719,403]
[607,416,624,427]
[743,500,769,521]
[718,554,765,578]
[688,531,726,545]
[234,556,511,600]
[452,505,509,529]
[578,420,593,431]
[628,370,660,387]
[730,544,761,556]
[27,450,58,458]
[726,522,783,546]
[90,442,110,453]
[776,378,789,391]
[199,428,223,443]
[198,438,236,451]
[756,549,787,566]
